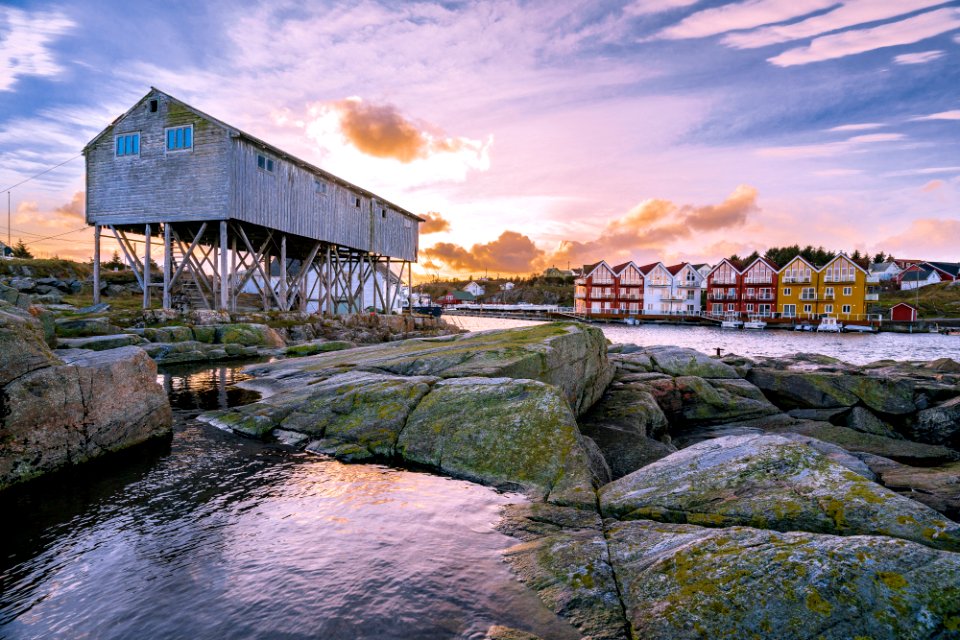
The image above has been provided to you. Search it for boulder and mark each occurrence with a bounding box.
[904,396,960,448]
[599,434,960,551]
[0,282,32,308]
[215,323,285,347]
[579,380,675,480]
[57,334,145,351]
[206,370,434,459]
[235,323,613,415]
[845,406,898,438]
[605,519,960,640]
[0,303,59,387]
[398,377,597,506]
[285,340,355,357]
[55,317,123,338]
[646,376,779,427]
[639,345,740,379]
[500,504,628,640]
[142,325,195,343]
[767,422,959,466]
[142,340,259,364]
[1,346,171,489]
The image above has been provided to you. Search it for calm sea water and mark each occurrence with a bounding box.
[446,316,960,364]
[0,364,578,640]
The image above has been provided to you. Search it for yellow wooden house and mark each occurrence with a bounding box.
[777,253,868,320]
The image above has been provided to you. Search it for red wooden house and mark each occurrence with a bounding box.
[612,261,644,313]
[574,260,616,314]
[706,259,742,317]
[740,256,778,318]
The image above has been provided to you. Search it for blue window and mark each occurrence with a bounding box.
[115,133,140,157]
[257,154,274,172]
[166,125,193,151]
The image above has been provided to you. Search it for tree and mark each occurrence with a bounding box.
[12,238,32,259]
[104,250,125,270]
[873,251,886,264]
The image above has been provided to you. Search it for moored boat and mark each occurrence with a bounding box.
[744,316,767,330]
[816,317,841,332]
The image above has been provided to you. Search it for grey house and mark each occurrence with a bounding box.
[84,88,422,312]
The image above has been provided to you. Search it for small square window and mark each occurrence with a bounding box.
[149,99,158,113]
[315,179,327,194]
[355,197,361,207]
[257,154,274,172]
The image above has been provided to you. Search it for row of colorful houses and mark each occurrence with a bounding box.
[576,253,881,321]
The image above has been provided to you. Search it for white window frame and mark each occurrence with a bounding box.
[843,286,853,296]
[842,304,852,314]
[257,154,275,173]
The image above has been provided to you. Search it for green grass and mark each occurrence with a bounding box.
[876,282,960,319]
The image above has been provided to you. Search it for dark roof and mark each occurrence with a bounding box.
[453,291,476,301]
[636,262,660,274]
[665,263,686,276]
[611,261,636,274]
[891,302,917,309]
[901,269,936,282]
[84,88,424,223]
[924,261,960,277]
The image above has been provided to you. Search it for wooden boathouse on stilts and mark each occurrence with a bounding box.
[84,88,421,313]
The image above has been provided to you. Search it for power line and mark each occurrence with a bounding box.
[14,226,90,243]
[1,154,83,193]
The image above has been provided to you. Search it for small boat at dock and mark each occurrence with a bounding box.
[743,316,767,330]
[720,315,743,329]
[817,317,841,332]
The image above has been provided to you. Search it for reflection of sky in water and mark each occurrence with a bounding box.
[157,362,262,411]
[2,403,579,640]
[448,316,960,364]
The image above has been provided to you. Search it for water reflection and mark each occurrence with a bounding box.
[157,361,263,412]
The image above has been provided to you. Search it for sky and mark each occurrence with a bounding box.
[1,0,958,278]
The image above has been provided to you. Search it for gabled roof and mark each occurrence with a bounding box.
[84,88,423,222]
[901,269,937,282]
[665,263,685,276]
[891,302,917,310]
[869,261,900,273]
[453,290,476,300]
[822,252,868,274]
[706,258,741,276]
[780,255,818,271]
[636,261,665,275]
[580,260,612,278]
[611,261,640,275]
[742,256,779,272]
[923,261,960,277]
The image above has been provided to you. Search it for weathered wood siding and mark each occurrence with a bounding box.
[86,92,231,225]
[229,139,418,261]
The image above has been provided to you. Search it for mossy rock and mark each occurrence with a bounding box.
[770,422,959,466]
[599,434,960,551]
[202,371,435,457]
[190,325,216,344]
[285,340,355,357]
[398,377,597,506]
[642,345,740,379]
[215,323,284,347]
[606,519,960,639]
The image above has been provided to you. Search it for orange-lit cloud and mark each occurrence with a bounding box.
[921,179,944,192]
[330,98,480,163]
[878,218,960,257]
[422,230,545,274]
[55,191,85,220]
[420,211,451,234]
[548,184,758,267]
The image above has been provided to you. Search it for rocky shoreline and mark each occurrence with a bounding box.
[3,309,959,638]
[197,322,960,639]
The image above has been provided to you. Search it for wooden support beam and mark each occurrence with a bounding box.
[236,224,282,310]
[163,223,172,309]
[169,222,207,288]
[110,227,144,291]
[143,224,151,309]
[279,235,288,311]
[93,225,101,305]
[220,221,229,311]
[325,245,332,314]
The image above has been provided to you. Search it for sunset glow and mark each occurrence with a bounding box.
[1,1,957,276]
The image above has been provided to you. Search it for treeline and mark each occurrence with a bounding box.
[728,246,891,270]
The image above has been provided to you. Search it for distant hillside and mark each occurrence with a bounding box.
[416,274,575,306]
[875,282,960,319]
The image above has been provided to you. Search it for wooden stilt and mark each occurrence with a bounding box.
[93,225,101,305]
[163,223,172,308]
[143,224,151,309]
[220,221,229,311]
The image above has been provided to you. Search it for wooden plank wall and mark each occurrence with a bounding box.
[86,93,231,224]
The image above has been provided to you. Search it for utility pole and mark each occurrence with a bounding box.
[6,191,10,251]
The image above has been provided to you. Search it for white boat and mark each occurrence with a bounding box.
[816,317,842,332]
[794,322,814,331]
[720,315,743,329]
[843,324,876,333]
[743,316,767,330]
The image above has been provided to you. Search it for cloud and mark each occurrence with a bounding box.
[329,98,483,163]
[878,218,960,257]
[0,7,75,91]
[624,0,700,17]
[422,230,545,274]
[884,166,960,177]
[814,168,863,177]
[769,8,960,67]
[420,211,451,234]
[921,179,945,192]
[547,185,759,268]
[910,110,960,121]
[55,191,84,221]
[723,0,943,49]
[894,50,945,65]
[655,0,837,40]
[827,123,884,132]
[759,133,905,158]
